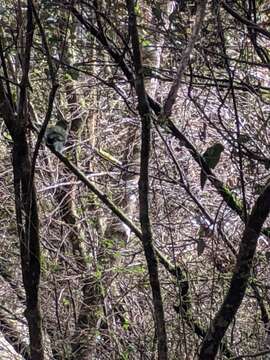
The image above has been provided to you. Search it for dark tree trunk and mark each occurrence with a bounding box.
[13,134,44,360]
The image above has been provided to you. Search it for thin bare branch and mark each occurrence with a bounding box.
[162,0,208,117]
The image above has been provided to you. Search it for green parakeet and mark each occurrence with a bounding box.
[200,143,224,189]
[45,120,68,153]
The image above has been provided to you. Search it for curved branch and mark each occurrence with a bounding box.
[199,181,270,359]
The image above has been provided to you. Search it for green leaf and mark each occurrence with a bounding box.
[140,38,151,47]
[3,131,12,141]
[62,298,70,306]
[122,318,129,330]
[134,4,141,16]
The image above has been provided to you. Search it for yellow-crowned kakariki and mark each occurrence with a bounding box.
[45,120,68,153]
[200,143,224,189]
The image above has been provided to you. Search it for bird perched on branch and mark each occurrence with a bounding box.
[45,119,68,153]
[200,143,224,189]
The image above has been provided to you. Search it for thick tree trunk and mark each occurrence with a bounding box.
[199,183,270,359]
[13,135,44,360]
